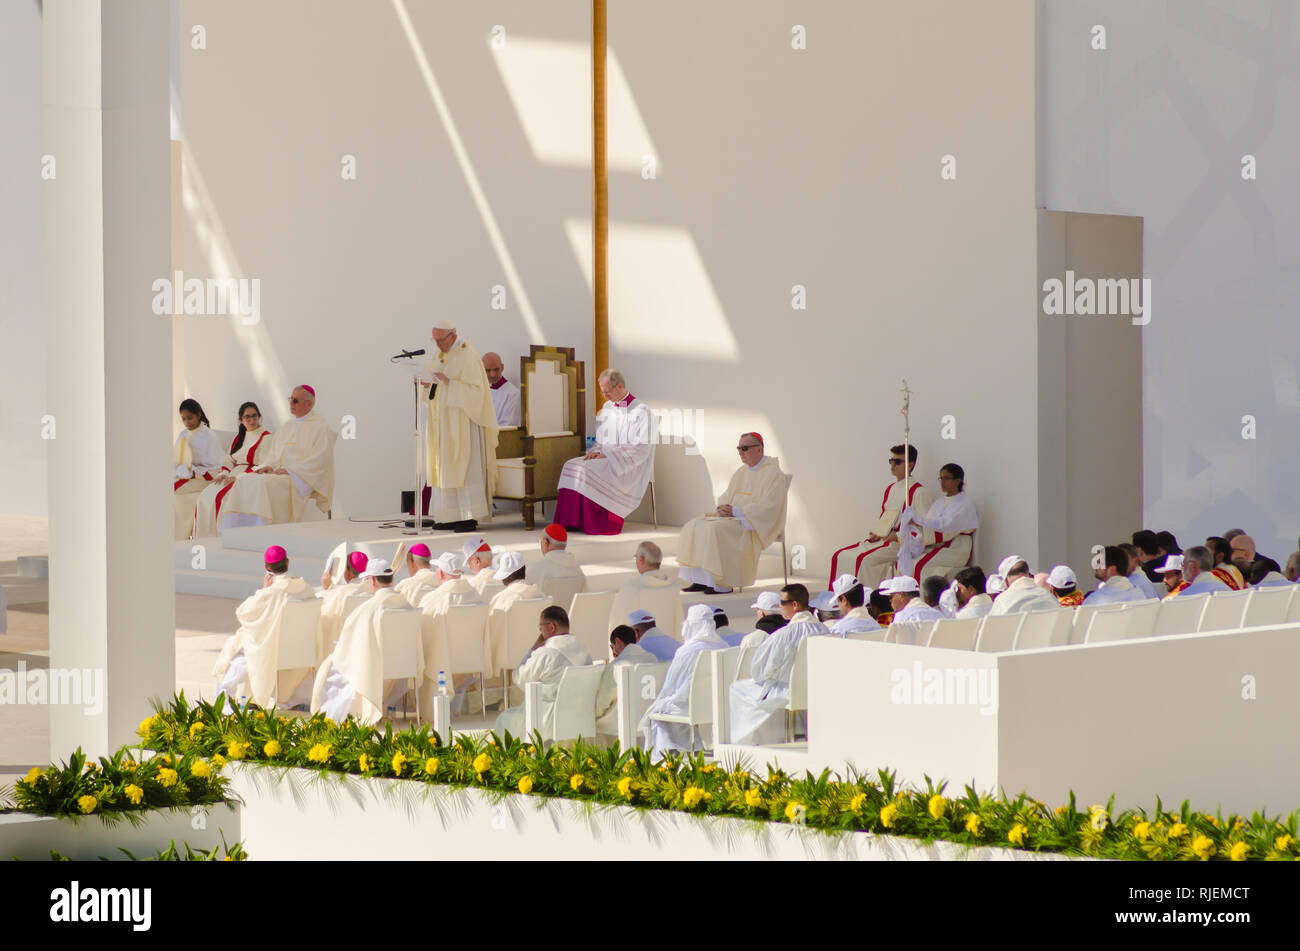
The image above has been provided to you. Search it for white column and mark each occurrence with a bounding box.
[44,0,174,758]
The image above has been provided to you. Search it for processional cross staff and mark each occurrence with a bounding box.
[900,379,912,503]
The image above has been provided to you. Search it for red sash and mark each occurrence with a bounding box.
[828,481,925,586]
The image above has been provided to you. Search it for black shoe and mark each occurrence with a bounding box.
[681,583,711,592]
[430,521,456,530]
[452,519,479,533]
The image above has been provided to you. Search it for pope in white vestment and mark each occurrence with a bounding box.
[728,611,828,747]
[552,370,654,535]
[215,386,335,533]
[640,605,729,757]
[677,437,788,592]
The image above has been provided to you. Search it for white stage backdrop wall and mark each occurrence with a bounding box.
[177,1,1041,573]
[1043,0,1300,560]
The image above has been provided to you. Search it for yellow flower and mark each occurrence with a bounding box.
[391,752,407,776]
[359,754,371,772]
[158,767,179,787]
[1208,815,1219,827]
[424,757,439,776]
[849,792,867,814]
[473,753,491,776]
[1191,834,1215,860]
[1275,834,1294,852]
[23,767,42,786]
[85,761,100,773]
[263,740,282,758]
[226,740,250,760]
[211,754,227,769]
[122,760,137,771]
[617,776,633,799]
[879,802,899,828]
[1169,822,1188,839]
[784,801,805,823]
[137,715,156,736]
[744,788,763,809]
[428,736,440,748]
[189,721,204,739]
[927,794,946,820]
[1008,823,1028,846]
[190,760,211,779]
[965,813,983,834]
[518,775,534,795]
[702,764,717,773]
[307,744,331,764]
[570,774,585,792]
[1088,806,1108,832]
[1228,841,1249,862]
[77,795,98,814]
[1054,805,1067,816]
[682,786,709,809]
[254,710,265,719]
[124,784,144,805]
[1134,821,1152,841]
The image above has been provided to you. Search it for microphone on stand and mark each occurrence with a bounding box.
[391,348,426,360]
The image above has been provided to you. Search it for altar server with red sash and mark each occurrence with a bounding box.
[897,463,978,584]
[828,445,933,590]
[192,402,273,538]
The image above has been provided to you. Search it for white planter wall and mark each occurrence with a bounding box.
[0,804,240,861]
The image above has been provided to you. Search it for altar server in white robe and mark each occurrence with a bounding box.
[677,433,789,594]
[828,445,934,590]
[988,556,1061,615]
[416,552,485,713]
[414,321,499,532]
[525,524,588,602]
[192,402,274,538]
[173,399,226,539]
[395,543,440,606]
[310,560,421,725]
[594,625,657,738]
[484,551,548,686]
[461,536,496,597]
[483,352,521,428]
[552,369,654,536]
[1085,545,1149,605]
[213,545,317,708]
[897,463,978,583]
[828,575,881,635]
[215,385,335,532]
[729,607,828,747]
[494,604,592,737]
[607,541,683,638]
[640,605,729,757]
[315,550,369,662]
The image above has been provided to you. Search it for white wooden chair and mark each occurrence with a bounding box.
[844,629,886,643]
[647,650,715,752]
[270,598,322,705]
[1083,600,1158,644]
[886,620,936,646]
[708,647,748,747]
[444,602,492,717]
[1197,589,1252,632]
[974,613,1022,652]
[783,636,809,741]
[1243,585,1297,627]
[341,593,369,625]
[524,663,604,743]
[1153,593,1209,636]
[1012,609,1071,650]
[927,616,980,650]
[738,472,793,591]
[568,589,618,661]
[379,608,423,722]
[500,597,553,707]
[615,660,670,750]
[1069,603,1101,644]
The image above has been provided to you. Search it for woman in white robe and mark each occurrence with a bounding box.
[639,605,728,757]
[192,401,274,538]
[897,463,979,584]
[728,613,828,747]
[173,399,226,539]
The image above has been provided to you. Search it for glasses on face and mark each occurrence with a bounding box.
[779,599,794,606]
[737,445,759,452]
[241,413,260,421]
[889,458,904,465]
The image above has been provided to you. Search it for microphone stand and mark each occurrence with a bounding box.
[392,351,427,535]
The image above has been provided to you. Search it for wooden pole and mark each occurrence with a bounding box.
[592,0,609,405]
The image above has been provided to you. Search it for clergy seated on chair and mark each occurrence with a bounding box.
[743,591,787,646]
[594,624,657,739]
[728,595,829,747]
[173,399,226,539]
[193,401,273,538]
[953,566,994,618]
[213,385,335,534]
[485,551,547,692]
[630,610,679,662]
[882,575,945,623]
[1120,543,1160,600]
[897,463,978,585]
[828,575,881,635]
[828,444,934,590]
[1248,556,1290,588]
[1157,555,1188,599]
[640,605,729,758]
[552,368,654,536]
[1174,546,1231,598]
[1084,546,1148,606]
[1229,534,1263,588]
[316,551,370,661]
[416,552,485,715]
[525,524,588,603]
[712,607,743,646]
[395,544,441,607]
[494,605,592,737]
[922,576,949,614]
[988,556,1062,615]
[678,433,788,594]
[483,352,521,428]
[310,560,419,725]
[212,545,317,710]
[608,541,683,637]
[1045,565,1084,607]
[1204,537,1245,590]
[461,536,496,597]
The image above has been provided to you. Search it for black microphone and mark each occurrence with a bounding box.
[392,348,426,359]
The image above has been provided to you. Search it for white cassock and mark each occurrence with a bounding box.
[212,574,317,708]
[316,579,369,663]
[173,425,226,539]
[677,455,789,590]
[494,633,592,737]
[191,428,274,538]
[1083,577,1147,606]
[415,577,484,713]
[556,395,655,519]
[215,410,335,532]
[484,581,547,681]
[607,568,684,640]
[394,568,442,609]
[594,642,657,736]
[311,587,421,725]
[489,378,522,428]
[728,612,828,747]
[897,490,979,582]
[419,339,499,524]
[640,608,728,756]
[829,607,880,635]
[988,578,1061,616]
[525,550,588,604]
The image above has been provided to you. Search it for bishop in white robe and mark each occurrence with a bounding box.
[640,605,729,757]
[394,543,441,607]
[552,369,654,535]
[315,551,370,662]
[728,612,828,747]
[607,541,684,641]
[525,524,588,605]
[677,435,788,593]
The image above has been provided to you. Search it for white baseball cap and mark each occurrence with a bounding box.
[831,574,861,598]
[881,576,919,595]
[628,609,655,625]
[493,550,524,579]
[1156,554,1184,573]
[998,555,1027,578]
[359,557,393,579]
[461,537,491,561]
[1046,565,1077,588]
[987,573,1007,594]
[434,552,464,576]
[811,591,839,613]
[749,591,781,613]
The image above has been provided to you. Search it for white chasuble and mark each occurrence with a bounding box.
[311,587,421,726]
[676,456,788,589]
[212,574,317,708]
[214,411,335,530]
[423,340,499,522]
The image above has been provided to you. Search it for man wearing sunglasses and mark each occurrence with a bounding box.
[827,445,933,591]
[678,432,790,595]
